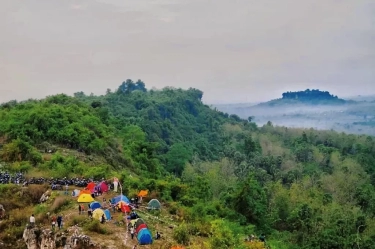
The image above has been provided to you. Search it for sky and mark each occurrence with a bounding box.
[1,0,374,104]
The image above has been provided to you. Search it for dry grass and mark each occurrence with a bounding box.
[49,196,71,213]
[22,184,49,204]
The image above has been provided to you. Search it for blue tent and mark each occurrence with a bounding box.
[104,209,111,220]
[112,194,130,204]
[137,228,153,245]
[89,201,102,210]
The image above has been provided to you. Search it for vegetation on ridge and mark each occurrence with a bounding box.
[0,80,375,249]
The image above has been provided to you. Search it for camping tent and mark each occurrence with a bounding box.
[117,201,131,213]
[104,209,111,220]
[135,223,147,234]
[130,218,138,228]
[112,194,130,204]
[86,182,96,191]
[137,190,148,197]
[89,201,101,210]
[137,228,153,245]
[92,208,106,221]
[72,189,80,197]
[77,194,95,203]
[148,199,161,210]
[96,181,108,192]
[135,218,145,228]
[78,189,92,196]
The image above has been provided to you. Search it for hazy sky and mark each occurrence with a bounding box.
[1,0,374,104]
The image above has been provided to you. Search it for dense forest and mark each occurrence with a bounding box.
[1,80,375,249]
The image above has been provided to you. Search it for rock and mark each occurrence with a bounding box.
[40,191,51,203]
[23,225,94,249]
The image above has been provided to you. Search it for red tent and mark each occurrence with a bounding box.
[87,182,96,191]
[97,181,108,192]
[135,223,147,234]
[119,201,131,213]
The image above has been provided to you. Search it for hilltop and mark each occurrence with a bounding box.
[258,89,350,106]
[1,81,375,249]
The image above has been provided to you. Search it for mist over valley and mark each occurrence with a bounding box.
[214,91,375,136]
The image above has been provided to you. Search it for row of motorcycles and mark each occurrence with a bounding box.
[0,172,112,190]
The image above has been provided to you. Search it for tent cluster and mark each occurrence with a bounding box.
[130,218,153,245]
[72,181,133,222]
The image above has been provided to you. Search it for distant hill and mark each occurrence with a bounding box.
[258,89,351,106]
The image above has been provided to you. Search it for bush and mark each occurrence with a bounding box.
[173,223,190,245]
[8,208,30,227]
[84,219,111,234]
[67,215,87,227]
[23,184,49,204]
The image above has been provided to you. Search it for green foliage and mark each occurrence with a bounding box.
[173,223,190,245]
[209,219,237,249]
[1,82,375,249]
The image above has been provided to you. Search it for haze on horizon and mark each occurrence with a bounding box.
[1,0,374,104]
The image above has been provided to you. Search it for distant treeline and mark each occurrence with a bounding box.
[282,89,343,102]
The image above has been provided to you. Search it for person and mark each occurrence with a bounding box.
[155,231,161,240]
[259,234,266,242]
[51,215,56,230]
[80,204,85,214]
[57,214,63,230]
[30,214,35,227]
[78,204,82,215]
[101,214,105,224]
[88,207,93,218]
[130,226,134,239]
[65,184,69,195]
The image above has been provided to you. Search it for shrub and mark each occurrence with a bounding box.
[23,184,49,204]
[8,208,30,227]
[84,219,111,234]
[68,215,87,227]
[173,223,190,245]
[34,203,48,215]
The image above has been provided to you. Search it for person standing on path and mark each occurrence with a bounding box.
[78,204,82,215]
[130,226,134,239]
[65,184,69,195]
[29,214,35,227]
[57,214,63,230]
[51,215,57,230]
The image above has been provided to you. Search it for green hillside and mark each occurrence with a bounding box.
[1,81,375,249]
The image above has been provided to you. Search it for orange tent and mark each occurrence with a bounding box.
[171,246,185,249]
[138,190,148,197]
[87,182,96,191]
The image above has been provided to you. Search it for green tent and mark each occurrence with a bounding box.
[147,199,161,210]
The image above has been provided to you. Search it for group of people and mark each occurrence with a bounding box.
[28,213,63,230]
[245,234,266,243]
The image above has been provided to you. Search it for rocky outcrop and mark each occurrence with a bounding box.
[22,225,95,249]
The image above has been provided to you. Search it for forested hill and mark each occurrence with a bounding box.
[1,80,375,249]
[259,89,349,106]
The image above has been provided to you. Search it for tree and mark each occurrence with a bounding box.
[232,174,267,227]
[165,143,192,176]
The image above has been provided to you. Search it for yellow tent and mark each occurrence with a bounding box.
[92,208,106,221]
[77,193,94,203]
